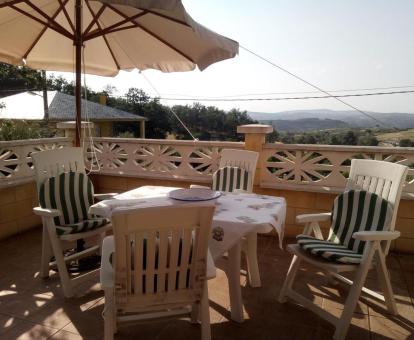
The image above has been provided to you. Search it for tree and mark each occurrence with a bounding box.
[0,120,53,140]
[399,139,413,147]
[0,63,43,98]
[342,131,358,145]
[358,132,379,146]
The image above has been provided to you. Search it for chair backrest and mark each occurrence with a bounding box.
[111,204,215,314]
[38,171,94,227]
[329,190,394,254]
[344,159,408,254]
[212,166,251,192]
[218,149,259,192]
[32,147,86,191]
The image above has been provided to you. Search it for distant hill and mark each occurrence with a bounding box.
[260,117,349,132]
[248,109,414,131]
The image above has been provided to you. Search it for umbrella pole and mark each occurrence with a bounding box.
[75,0,86,256]
[75,0,82,148]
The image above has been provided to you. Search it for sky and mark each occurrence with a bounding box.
[51,0,414,114]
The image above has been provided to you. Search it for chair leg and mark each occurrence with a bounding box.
[375,250,398,315]
[245,232,261,287]
[40,224,52,278]
[278,254,301,303]
[103,288,115,340]
[334,245,376,340]
[200,285,211,340]
[226,242,244,323]
[191,302,200,323]
[46,226,74,298]
[98,231,106,256]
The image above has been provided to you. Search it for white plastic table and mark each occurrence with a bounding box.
[90,186,286,322]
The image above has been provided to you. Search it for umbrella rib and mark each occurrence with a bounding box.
[23,0,70,59]
[0,0,24,10]
[103,4,195,64]
[84,0,120,70]
[83,2,106,36]
[83,10,148,41]
[58,0,74,32]
[9,2,73,40]
[24,1,73,38]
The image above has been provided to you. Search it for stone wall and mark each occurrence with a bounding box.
[0,182,40,240]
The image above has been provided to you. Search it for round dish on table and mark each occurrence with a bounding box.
[168,188,221,201]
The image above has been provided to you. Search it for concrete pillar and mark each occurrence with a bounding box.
[99,121,113,137]
[56,121,94,145]
[237,124,273,186]
[140,120,145,138]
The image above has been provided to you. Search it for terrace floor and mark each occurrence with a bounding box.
[0,229,413,339]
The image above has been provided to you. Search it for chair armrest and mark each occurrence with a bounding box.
[296,212,331,224]
[100,236,114,289]
[352,231,400,241]
[94,193,118,201]
[33,207,61,218]
[190,184,210,190]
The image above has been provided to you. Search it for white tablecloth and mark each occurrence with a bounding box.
[90,186,286,260]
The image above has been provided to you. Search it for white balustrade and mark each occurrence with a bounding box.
[4,137,414,198]
[84,138,245,182]
[0,138,72,187]
[261,143,414,197]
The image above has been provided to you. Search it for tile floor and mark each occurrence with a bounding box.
[0,229,413,339]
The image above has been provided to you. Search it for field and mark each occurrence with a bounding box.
[375,129,414,144]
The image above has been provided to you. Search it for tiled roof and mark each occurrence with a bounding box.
[0,91,145,121]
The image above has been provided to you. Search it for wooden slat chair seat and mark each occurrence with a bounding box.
[297,190,393,264]
[38,171,110,235]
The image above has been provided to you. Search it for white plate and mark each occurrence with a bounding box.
[168,188,221,201]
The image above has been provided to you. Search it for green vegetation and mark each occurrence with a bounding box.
[1,63,413,146]
[268,129,379,146]
[375,129,414,146]
[0,63,257,141]
[0,120,53,141]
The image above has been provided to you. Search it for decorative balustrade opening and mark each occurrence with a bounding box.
[84,138,244,182]
[2,137,414,199]
[0,138,72,188]
[262,143,414,197]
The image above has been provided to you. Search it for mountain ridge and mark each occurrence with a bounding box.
[248,109,414,131]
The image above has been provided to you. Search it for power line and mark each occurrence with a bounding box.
[161,85,414,99]
[158,90,414,102]
[239,45,397,129]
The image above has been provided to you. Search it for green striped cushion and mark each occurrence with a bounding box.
[329,190,393,253]
[297,190,393,264]
[297,235,363,264]
[39,171,109,235]
[212,166,251,192]
[56,217,110,236]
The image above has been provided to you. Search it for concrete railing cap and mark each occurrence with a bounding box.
[237,124,273,134]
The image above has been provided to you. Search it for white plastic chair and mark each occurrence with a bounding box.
[100,204,215,340]
[192,149,261,286]
[191,149,261,286]
[32,147,115,298]
[278,159,408,340]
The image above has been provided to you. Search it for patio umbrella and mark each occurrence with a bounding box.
[0,0,239,145]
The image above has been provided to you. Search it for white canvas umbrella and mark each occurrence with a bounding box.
[0,0,239,145]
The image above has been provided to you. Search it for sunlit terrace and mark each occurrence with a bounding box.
[1,125,414,339]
